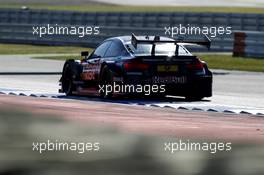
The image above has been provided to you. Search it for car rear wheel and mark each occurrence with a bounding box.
[62,64,75,96]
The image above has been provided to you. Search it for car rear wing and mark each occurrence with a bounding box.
[131,33,211,56]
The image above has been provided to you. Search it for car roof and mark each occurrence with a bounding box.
[105,36,175,45]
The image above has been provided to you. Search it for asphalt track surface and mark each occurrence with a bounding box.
[3,0,264,7]
[95,0,264,7]
[0,54,264,115]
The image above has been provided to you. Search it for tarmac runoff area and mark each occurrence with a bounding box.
[0,54,264,116]
[4,0,264,7]
[96,0,264,7]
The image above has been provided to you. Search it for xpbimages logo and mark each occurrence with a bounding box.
[164,140,232,154]
[165,24,232,38]
[32,140,100,154]
[98,82,166,96]
[32,24,100,37]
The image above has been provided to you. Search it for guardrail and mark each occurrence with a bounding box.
[0,9,263,31]
[0,23,234,52]
[1,8,263,52]
[233,31,264,58]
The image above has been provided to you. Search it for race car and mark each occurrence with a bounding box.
[59,34,212,100]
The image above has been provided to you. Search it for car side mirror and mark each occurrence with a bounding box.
[81,51,89,59]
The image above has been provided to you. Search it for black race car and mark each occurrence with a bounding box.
[59,34,212,100]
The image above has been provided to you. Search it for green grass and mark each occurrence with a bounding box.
[0,44,91,55]
[0,4,264,13]
[198,54,264,72]
[34,54,264,72]
[1,43,264,72]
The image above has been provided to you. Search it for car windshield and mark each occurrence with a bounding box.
[126,43,192,56]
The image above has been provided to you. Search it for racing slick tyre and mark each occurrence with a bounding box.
[100,65,114,98]
[62,63,76,96]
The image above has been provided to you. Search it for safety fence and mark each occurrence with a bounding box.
[1,9,263,31]
[0,8,263,52]
[0,23,234,52]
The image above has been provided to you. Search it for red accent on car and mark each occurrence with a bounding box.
[187,61,204,70]
[124,61,149,71]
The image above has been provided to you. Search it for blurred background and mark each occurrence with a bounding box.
[1,106,264,175]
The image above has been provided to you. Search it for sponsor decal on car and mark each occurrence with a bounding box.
[152,76,186,84]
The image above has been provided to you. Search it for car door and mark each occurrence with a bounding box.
[81,41,112,81]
